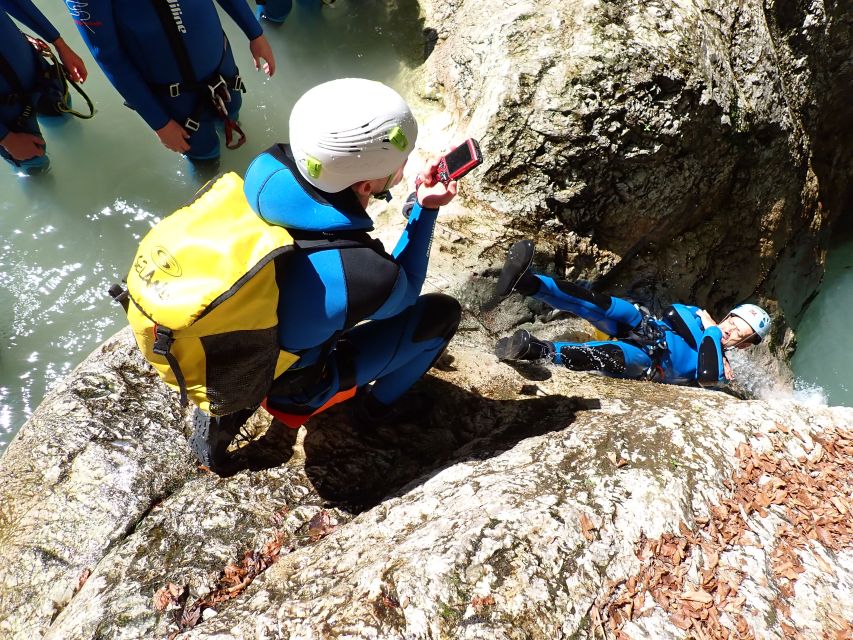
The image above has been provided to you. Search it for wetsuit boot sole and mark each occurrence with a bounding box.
[495,329,533,361]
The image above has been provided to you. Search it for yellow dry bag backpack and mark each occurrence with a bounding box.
[111,172,300,415]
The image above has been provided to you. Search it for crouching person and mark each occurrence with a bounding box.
[189,78,461,472]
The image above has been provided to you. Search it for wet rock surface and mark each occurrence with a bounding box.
[1,329,851,639]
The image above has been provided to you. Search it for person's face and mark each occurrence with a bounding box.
[719,315,757,349]
[352,159,408,206]
[375,159,408,193]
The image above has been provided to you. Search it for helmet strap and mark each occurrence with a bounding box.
[371,173,395,202]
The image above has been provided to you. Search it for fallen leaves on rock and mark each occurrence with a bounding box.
[471,594,495,609]
[308,509,338,542]
[601,423,853,639]
[76,567,91,592]
[157,508,342,637]
[153,582,187,612]
[579,513,598,542]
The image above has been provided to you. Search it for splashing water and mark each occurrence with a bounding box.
[727,346,827,405]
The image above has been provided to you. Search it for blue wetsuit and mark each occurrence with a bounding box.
[243,144,461,415]
[0,0,61,170]
[64,0,262,159]
[530,275,727,386]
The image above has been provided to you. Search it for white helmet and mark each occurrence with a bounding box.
[729,304,771,343]
[288,78,418,193]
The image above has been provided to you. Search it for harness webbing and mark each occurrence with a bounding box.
[146,0,246,150]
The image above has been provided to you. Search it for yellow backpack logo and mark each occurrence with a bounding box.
[119,172,300,415]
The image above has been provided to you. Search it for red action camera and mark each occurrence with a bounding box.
[436,138,483,184]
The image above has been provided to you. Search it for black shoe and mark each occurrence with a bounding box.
[189,406,255,473]
[481,240,537,311]
[495,329,555,361]
[495,240,536,297]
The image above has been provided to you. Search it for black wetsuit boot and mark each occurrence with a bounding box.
[483,239,540,310]
[189,406,256,473]
[495,329,555,361]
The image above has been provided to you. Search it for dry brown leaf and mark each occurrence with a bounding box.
[669,612,692,630]
[682,589,713,604]
[76,568,91,592]
[308,510,338,542]
[831,497,848,515]
[471,595,495,608]
[153,582,185,612]
[579,513,597,541]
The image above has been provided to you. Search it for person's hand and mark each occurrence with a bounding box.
[52,37,87,83]
[723,356,733,381]
[415,156,458,208]
[155,120,191,153]
[249,35,275,77]
[696,309,717,330]
[0,131,46,160]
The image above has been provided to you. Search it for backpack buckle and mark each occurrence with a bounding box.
[153,325,175,356]
[168,83,181,98]
[184,117,200,132]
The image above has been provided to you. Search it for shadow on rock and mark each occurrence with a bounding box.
[217,419,300,477]
[301,376,601,511]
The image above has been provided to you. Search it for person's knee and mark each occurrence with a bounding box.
[412,293,461,343]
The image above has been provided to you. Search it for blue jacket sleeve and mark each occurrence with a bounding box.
[387,200,439,307]
[215,0,263,40]
[2,0,60,42]
[64,0,170,131]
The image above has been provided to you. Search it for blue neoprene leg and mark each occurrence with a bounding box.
[158,89,219,161]
[347,293,461,404]
[532,275,642,337]
[552,340,651,379]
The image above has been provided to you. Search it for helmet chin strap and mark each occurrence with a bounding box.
[372,173,395,202]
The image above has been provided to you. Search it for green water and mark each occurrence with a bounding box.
[0,0,426,449]
[791,235,853,407]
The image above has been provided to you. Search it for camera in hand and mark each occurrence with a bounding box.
[436,138,483,184]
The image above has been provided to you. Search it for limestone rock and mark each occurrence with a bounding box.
[416,0,853,326]
[1,329,851,639]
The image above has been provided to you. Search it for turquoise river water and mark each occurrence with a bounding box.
[0,0,426,450]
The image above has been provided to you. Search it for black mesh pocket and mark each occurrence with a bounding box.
[202,328,280,415]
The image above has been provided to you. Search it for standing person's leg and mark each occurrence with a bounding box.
[158,89,220,161]
[258,0,293,23]
[217,42,243,122]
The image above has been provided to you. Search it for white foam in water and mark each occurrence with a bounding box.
[727,347,828,405]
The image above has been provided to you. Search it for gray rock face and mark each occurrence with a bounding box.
[2,329,852,639]
[417,0,853,326]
